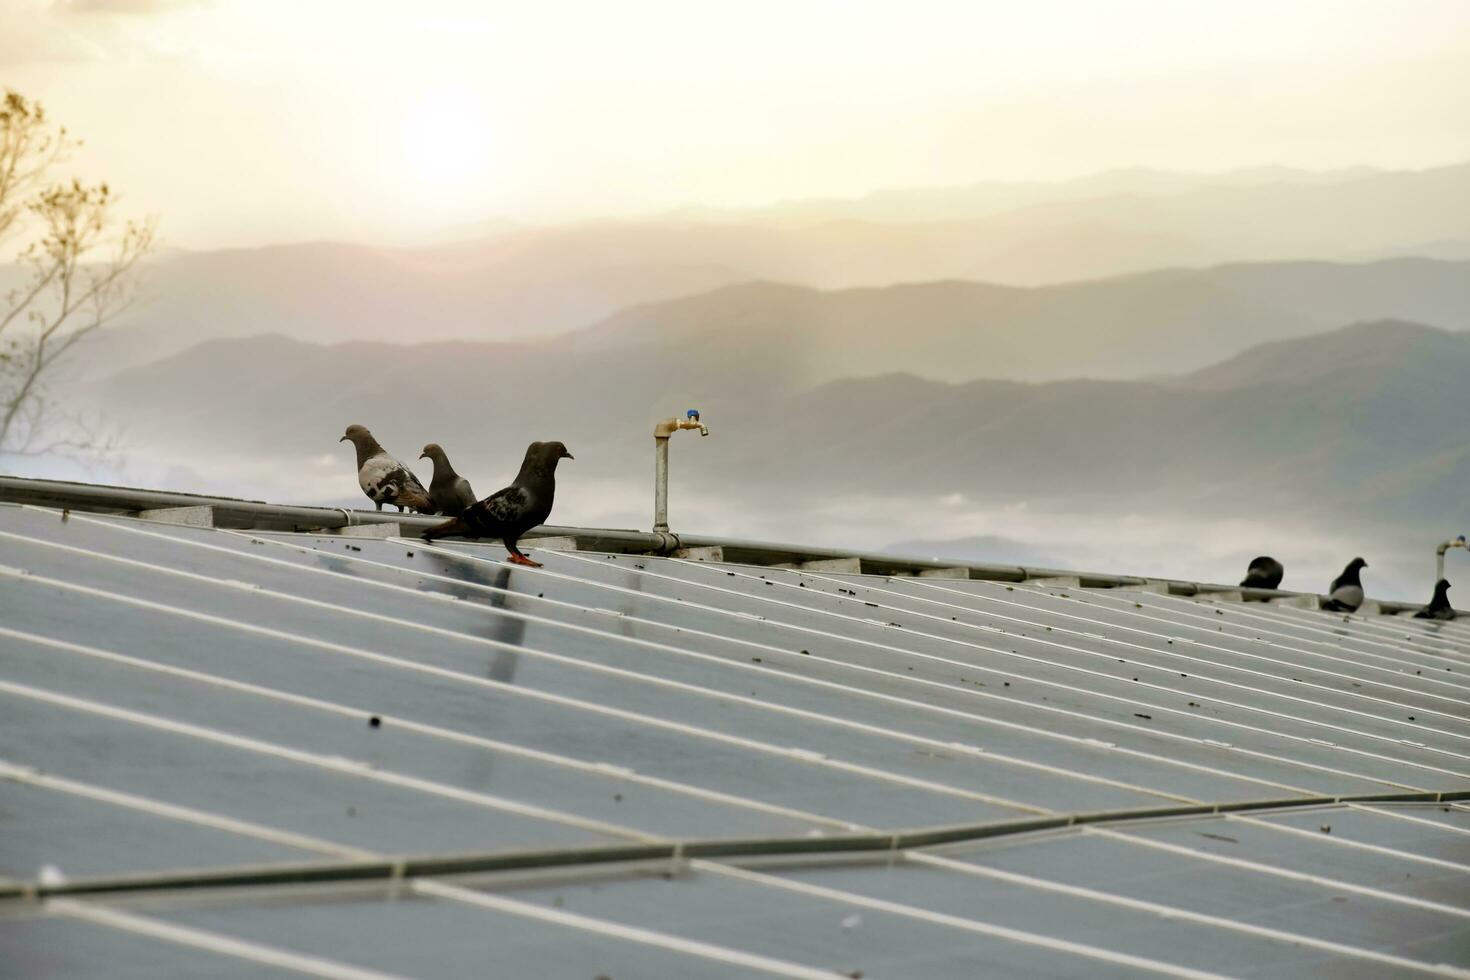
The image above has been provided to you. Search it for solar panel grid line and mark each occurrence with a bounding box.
[700,562,1470,725]
[1092,585,1470,667]
[408,878,847,980]
[0,510,1217,809]
[0,628,870,834]
[2,520,1446,805]
[918,576,1470,679]
[845,570,1470,702]
[904,850,1470,978]
[1222,812,1470,873]
[79,516,1452,798]
[2,520,1445,797]
[232,527,1364,799]
[16,516,1286,811]
[687,859,1234,980]
[1352,804,1470,837]
[274,533,1424,797]
[0,624,864,833]
[0,759,372,861]
[20,506,1446,796]
[43,899,412,980]
[0,678,660,842]
[401,543,1458,786]
[1264,601,1470,654]
[1,554,1217,816]
[608,555,1470,752]
[538,551,1470,775]
[1085,826,1470,920]
[0,548,1076,818]
[1138,601,1470,680]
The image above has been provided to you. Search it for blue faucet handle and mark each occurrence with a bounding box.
[686,409,701,420]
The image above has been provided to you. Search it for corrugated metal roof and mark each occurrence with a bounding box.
[1,498,1468,978]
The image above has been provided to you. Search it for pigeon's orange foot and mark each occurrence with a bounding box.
[507,553,543,568]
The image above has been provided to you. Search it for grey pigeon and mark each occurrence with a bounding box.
[340,424,434,513]
[1413,579,1455,621]
[420,443,477,517]
[1240,556,1284,590]
[1320,557,1367,612]
[421,441,573,566]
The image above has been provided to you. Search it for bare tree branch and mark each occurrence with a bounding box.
[0,89,155,457]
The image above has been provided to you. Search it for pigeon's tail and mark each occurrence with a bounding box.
[422,516,469,540]
[400,488,436,515]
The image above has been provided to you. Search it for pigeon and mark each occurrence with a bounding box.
[1239,556,1285,591]
[1413,579,1456,621]
[420,443,477,517]
[421,440,574,566]
[340,424,434,513]
[1320,557,1368,612]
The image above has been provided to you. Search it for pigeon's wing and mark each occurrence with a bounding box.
[357,454,399,501]
[483,485,533,525]
[361,454,433,512]
[1327,584,1363,611]
[452,476,478,512]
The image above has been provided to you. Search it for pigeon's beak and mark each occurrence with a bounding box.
[418,453,427,460]
[339,435,349,443]
[564,452,575,460]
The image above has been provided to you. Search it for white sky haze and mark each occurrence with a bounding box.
[3,0,1467,247]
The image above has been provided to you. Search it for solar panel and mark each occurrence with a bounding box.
[2,500,1467,978]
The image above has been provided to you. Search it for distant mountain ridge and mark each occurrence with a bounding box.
[85,317,1470,536]
[565,258,1470,384]
[46,160,1469,378]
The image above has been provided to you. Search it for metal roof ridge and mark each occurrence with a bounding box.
[0,475,1450,616]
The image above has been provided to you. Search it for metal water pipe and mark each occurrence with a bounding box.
[1436,535,1467,582]
[653,409,709,532]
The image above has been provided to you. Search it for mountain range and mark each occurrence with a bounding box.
[48,161,1470,378]
[83,303,1470,532]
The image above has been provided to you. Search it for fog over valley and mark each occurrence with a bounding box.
[16,173,1470,601]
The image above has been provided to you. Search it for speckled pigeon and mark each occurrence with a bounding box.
[340,424,434,513]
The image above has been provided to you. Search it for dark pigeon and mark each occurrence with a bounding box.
[340,424,434,513]
[1240,556,1285,591]
[1413,579,1456,621]
[421,441,574,566]
[1320,557,1368,612]
[420,443,477,517]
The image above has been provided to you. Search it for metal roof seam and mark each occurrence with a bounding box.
[0,678,660,843]
[904,851,1470,979]
[689,859,1234,980]
[10,554,1181,812]
[44,900,410,980]
[42,512,1434,794]
[827,566,1470,700]
[0,760,371,860]
[0,624,864,833]
[541,549,1470,771]
[681,560,1470,727]
[1223,813,1470,872]
[0,536,1069,813]
[1086,826,1470,920]
[575,553,1470,751]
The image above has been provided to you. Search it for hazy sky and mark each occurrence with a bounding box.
[3,0,1468,248]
